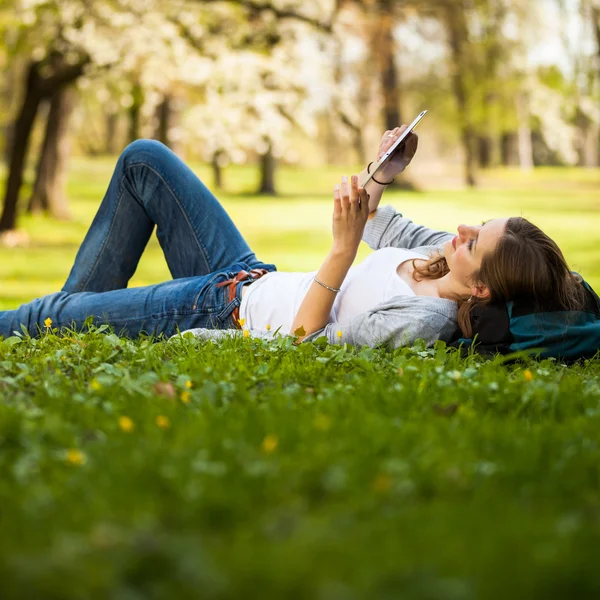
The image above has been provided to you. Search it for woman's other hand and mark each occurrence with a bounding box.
[375,124,419,180]
[332,174,370,257]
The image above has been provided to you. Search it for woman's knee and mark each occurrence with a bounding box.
[120,139,172,167]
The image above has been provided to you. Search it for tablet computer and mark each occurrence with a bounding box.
[361,110,427,187]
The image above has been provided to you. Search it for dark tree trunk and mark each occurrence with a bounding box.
[106,110,119,155]
[0,62,44,232]
[376,9,402,131]
[478,136,493,168]
[212,149,224,190]
[444,5,477,187]
[258,137,276,195]
[155,95,171,146]
[0,52,89,233]
[501,132,519,166]
[27,85,76,219]
[3,121,15,169]
[128,83,144,144]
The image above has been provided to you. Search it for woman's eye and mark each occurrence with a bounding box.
[468,238,475,251]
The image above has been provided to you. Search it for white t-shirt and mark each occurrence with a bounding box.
[239,248,428,334]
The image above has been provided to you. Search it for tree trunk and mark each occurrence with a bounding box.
[580,121,600,167]
[501,132,519,166]
[106,110,119,155]
[338,110,366,165]
[376,9,402,131]
[128,83,144,144]
[0,62,44,232]
[478,136,493,168]
[155,95,171,146]
[27,85,76,219]
[0,52,89,233]
[212,149,224,190]
[3,121,14,169]
[444,4,477,187]
[258,137,276,195]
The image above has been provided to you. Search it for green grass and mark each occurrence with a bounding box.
[1,330,599,598]
[0,161,599,598]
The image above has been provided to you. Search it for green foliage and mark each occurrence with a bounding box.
[0,325,599,598]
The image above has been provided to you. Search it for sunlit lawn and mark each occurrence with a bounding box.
[0,158,598,309]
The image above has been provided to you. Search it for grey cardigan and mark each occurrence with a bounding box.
[178,205,459,349]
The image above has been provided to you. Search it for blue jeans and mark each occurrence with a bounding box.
[0,140,276,338]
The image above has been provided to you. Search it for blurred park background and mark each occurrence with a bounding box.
[0,0,599,309]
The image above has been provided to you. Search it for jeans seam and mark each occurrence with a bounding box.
[78,186,127,292]
[126,160,211,273]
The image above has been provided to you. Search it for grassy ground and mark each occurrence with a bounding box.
[0,160,599,598]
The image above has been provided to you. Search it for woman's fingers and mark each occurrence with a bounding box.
[350,175,359,205]
[340,175,350,209]
[378,126,404,160]
[333,183,342,214]
[337,175,368,213]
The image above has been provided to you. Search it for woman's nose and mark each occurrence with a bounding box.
[458,224,480,238]
[457,225,472,241]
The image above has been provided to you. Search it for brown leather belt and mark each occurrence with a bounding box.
[215,268,270,328]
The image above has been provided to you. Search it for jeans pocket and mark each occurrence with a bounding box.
[191,270,243,326]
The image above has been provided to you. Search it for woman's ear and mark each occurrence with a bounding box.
[471,283,491,300]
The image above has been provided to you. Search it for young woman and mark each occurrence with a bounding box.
[0,128,586,348]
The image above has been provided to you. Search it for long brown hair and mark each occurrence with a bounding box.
[411,217,587,338]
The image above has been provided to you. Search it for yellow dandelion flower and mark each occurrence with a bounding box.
[155,415,171,429]
[90,378,101,391]
[118,416,134,432]
[180,391,191,404]
[265,324,271,331]
[523,369,533,381]
[44,317,53,328]
[243,329,250,338]
[337,330,343,338]
[66,449,85,466]
[261,434,278,453]
[185,380,193,389]
[238,317,246,327]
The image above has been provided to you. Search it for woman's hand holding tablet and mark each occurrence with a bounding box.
[361,110,426,188]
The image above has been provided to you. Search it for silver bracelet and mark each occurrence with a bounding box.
[314,275,341,293]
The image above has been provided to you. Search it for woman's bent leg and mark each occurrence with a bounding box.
[2,271,247,339]
[63,139,273,293]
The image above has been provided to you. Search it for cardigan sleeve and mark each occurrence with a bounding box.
[302,297,458,349]
[362,204,455,251]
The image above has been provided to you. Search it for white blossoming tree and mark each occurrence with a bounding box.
[1,0,337,231]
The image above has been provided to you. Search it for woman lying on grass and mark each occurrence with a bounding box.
[0,129,586,348]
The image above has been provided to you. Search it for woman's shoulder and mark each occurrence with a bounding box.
[375,293,458,320]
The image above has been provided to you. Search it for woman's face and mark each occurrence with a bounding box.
[443,218,508,296]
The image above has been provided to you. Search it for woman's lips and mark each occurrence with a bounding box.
[452,236,457,249]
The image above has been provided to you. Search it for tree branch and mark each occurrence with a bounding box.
[192,0,336,32]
